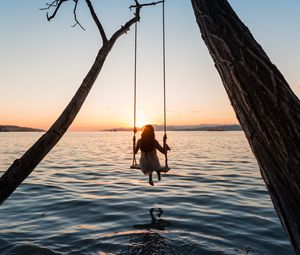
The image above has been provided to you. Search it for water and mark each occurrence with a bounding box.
[0,131,293,255]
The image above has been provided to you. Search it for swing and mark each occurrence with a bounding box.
[130,0,170,173]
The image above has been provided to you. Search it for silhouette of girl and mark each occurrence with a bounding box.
[134,125,170,186]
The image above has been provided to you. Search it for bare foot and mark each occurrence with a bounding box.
[149,180,154,186]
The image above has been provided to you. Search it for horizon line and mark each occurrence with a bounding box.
[1,123,241,132]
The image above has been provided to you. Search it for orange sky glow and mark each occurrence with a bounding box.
[0,1,299,131]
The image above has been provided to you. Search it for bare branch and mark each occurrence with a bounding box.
[42,0,70,21]
[111,0,164,43]
[42,0,85,30]
[40,0,59,11]
[72,0,86,30]
[41,0,163,45]
[85,0,108,44]
[129,0,164,10]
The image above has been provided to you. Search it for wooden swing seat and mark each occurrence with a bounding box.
[130,164,171,173]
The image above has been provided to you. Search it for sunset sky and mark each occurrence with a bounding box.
[0,1,299,130]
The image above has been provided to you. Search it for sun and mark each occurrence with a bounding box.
[136,119,148,128]
[129,113,155,129]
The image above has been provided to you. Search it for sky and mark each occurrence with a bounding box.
[0,0,299,131]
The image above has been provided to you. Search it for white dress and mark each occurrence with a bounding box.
[140,149,161,176]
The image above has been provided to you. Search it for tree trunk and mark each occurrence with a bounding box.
[0,41,115,204]
[191,0,300,253]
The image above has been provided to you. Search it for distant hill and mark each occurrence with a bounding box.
[103,124,242,132]
[0,125,45,132]
[175,124,242,131]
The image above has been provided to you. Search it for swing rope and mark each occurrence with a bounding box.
[132,21,138,167]
[162,0,169,169]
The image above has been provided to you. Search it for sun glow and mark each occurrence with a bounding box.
[129,112,156,128]
[135,119,149,128]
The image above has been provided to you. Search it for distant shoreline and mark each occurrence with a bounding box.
[0,124,242,132]
[0,125,45,132]
[102,124,242,132]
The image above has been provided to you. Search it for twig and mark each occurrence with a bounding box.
[40,0,59,11]
[72,0,85,30]
[43,0,69,21]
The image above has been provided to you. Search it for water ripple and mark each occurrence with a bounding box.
[0,131,293,254]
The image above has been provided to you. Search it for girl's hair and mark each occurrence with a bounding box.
[140,125,155,154]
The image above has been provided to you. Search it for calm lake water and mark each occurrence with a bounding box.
[0,131,293,255]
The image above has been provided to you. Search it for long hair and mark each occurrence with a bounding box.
[140,125,155,154]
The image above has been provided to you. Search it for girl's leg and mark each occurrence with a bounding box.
[156,171,161,181]
[149,174,154,186]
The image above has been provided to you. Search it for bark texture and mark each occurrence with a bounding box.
[191,0,300,253]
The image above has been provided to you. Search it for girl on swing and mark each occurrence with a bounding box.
[134,125,170,186]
